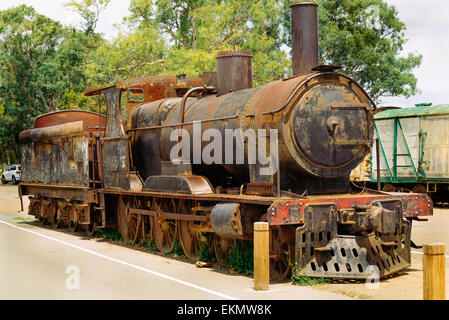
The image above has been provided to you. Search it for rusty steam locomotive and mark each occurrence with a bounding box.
[18,2,432,281]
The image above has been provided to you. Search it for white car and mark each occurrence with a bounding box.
[1,164,21,185]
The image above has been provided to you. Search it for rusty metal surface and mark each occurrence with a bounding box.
[19,110,107,188]
[101,87,130,190]
[130,70,374,195]
[34,110,106,132]
[19,183,90,202]
[116,75,203,117]
[268,191,432,226]
[210,203,244,239]
[291,2,319,75]
[202,71,217,88]
[143,175,215,194]
[19,121,90,186]
[216,50,253,96]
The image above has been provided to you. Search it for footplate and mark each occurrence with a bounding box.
[295,203,411,279]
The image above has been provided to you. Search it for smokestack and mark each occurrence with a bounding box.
[216,50,253,96]
[290,2,319,75]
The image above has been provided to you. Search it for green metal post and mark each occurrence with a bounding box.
[393,118,398,182]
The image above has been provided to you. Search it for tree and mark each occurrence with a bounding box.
[86,27,167,84]
[65,0,111,37]
[126,0,290,86]
[281,0,422,101]
[0,5,88,159]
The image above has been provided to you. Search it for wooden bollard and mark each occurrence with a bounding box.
[254,222,269,291]
[423,243,446,300]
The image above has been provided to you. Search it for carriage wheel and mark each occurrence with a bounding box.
[213,235,232,266]
[85,223,97,236]
[117,196,129,240]
[52,205,63,229]
[52,215,63,228]
[270,227,292,282]
[68,221,79,232]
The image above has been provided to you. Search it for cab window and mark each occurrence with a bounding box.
[127,88,145,103]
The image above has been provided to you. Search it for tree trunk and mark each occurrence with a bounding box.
[192,17,197,50]
[6,151,10,167]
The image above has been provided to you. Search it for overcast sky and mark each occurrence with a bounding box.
[1,0,448,108]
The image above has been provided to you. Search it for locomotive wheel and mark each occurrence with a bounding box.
[153,218,176,255]
[152,198,177,255]
[126,214,142,245]
[141,215,154,244]
[270,227,292,282]
[85,223,97,236]
[213,235,232,265]
[178,202,201,261]
[68,221,79,232]
[178,220,201,261]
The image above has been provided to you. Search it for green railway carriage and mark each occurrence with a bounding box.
[369,104,449,201]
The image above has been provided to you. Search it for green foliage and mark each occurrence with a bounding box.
[291,265,327,286]
[145,240,159,252]
[197,241,215,263]
[13,217,37,222]
[0,5,93,160]
[94,228,122,241]
[165,240,185,257]
[126,0,290,85]
[226,242,254,275]
[65,0,111,36]
[86,27,166,84]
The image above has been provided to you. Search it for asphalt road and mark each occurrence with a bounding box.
[0,184,347,300]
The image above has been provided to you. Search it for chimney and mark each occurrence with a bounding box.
[290,2,319,75]
[216,50,253,96]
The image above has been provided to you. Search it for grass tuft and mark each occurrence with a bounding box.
[197,242,216,263]
[291,265,327,286]
[226,242,253,275]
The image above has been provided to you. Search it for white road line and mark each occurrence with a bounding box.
[411,250,449,259]
[0,219,238,300]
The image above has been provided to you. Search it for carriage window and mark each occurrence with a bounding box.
[127,88,145,103]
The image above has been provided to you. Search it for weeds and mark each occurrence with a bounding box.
[197,242,215,263]
[144,240,159,252]
[13,217,37,222]
[94,228,122,241]
[291,265,327,286]
[226,242,253,275]
[165,240,184,257]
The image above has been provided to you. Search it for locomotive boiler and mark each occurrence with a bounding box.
[18,2,433,281]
